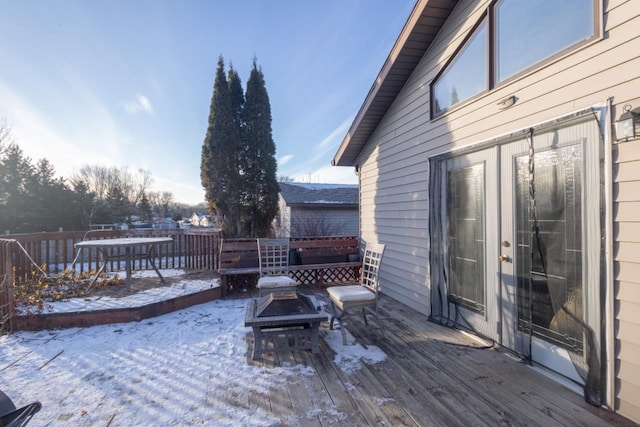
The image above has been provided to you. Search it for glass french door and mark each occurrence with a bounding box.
[439,117,603,388]
[499,121,602,387]
[441,148,499,341]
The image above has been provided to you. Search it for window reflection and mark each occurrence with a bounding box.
[496,0,594,82]
[431,0,596,116]
[433,21,487,116]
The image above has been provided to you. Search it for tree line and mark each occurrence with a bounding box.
[201,57,279,238]
[0,122,200,234]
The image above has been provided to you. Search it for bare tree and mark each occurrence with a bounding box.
[290,210,345,237]
[71,165,152,205]
[70,165,113,201]
[118,167,152,206]
[148,190,175,219]
[69,165,154,225]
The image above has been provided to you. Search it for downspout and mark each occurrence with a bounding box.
[356,165,362,249]
[604,97,615,410]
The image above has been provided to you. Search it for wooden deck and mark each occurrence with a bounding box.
[246,287,634,427]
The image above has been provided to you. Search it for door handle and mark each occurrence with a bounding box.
[499,254,511,262]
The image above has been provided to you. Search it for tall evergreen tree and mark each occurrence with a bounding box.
[105,182,128,223]
[201,56,243,236]
[137,191,153,221]
[70,180,95,230]
[0,144,34,233]
[240,59,279,237]
[227,64,245,234]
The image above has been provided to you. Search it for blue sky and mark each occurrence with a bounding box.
[0,1,414,204]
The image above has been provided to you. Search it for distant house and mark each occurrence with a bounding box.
[332,0,640,421]
[190,212,213,228]
[154,218,177,229]
[274,183,358,237]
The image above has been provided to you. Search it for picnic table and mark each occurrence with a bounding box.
[75,237,172,290]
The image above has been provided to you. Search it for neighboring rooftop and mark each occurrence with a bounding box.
[278,183,358,207]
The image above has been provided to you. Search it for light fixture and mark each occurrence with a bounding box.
[616,104,640,140]
[497,95,516,110]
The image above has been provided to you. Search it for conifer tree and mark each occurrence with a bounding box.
[137,191,153,221]
[240,59,279,237]
[226,64,245,235]
[200,56,243,236]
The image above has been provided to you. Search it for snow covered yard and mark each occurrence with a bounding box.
[0,270,386,426]
[1,269,630,426]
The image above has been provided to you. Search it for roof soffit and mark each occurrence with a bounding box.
[332,0,459,167]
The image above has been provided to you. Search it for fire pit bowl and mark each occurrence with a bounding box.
[245,292,328,360]
[255,291,317,317]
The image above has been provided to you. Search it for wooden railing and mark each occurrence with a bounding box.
[218,236,361,295]
[0,230,359,334]
[0,228,222,335]
[0,228,222,281]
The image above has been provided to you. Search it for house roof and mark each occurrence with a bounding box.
[279,183,358,207]
[332,0,459,167]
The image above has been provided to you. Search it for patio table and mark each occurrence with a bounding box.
[75,237,173,291]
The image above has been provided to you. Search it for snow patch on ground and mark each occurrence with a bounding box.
[1,272,387,426]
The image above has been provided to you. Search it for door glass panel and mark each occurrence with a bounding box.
[515,144,583,354]
[447,164,485,313]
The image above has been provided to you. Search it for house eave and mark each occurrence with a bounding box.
[332,0,458,167]
[290,203,358,210]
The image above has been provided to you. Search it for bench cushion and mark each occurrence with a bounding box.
[327,285,375,303]
[257,276,297,289]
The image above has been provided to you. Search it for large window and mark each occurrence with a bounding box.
[433,21,487,116]
[496,0,595,82]
[431,0,596,117]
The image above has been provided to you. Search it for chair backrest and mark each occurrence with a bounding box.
[257,238,291,277]
[361,243,385,294]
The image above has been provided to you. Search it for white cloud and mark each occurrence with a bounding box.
[152,174,205,205]
[0,83,203,204]
[0,81,123,177]
[124,93,154,115]
[280,114,356,182]
[318,115,352,148]
[278,154,294,166]
[293,164,358,185]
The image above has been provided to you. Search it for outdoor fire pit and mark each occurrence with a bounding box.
[245,291,328,360]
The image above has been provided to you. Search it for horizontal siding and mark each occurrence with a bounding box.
[354,0,640,419]
[614,223,640,241]
[617,299,640,326]
[614,142,640,163]
[614,160,640,182]
[615,242,640,264]
[614,202,640,222]
[613,182,640,203]
[617,282,640,305]
[615,261,640,284]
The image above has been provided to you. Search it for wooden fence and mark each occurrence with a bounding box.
[0,228,221,334]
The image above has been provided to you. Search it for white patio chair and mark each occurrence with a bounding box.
[327,243,385,345]
[256,238,298,296]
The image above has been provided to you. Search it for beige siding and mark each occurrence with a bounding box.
[614,144,640,419]
[354,0,640,419]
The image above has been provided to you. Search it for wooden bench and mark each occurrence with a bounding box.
[218,236,362,296]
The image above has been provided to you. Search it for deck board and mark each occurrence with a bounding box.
[244,287,635,426]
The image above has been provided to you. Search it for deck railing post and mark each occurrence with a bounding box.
[0,239,16,335]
